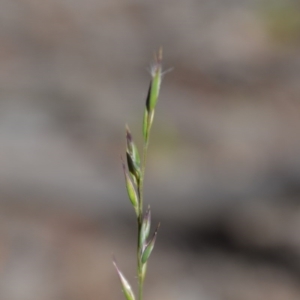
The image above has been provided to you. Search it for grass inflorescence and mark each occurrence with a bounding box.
[113,48,164,300]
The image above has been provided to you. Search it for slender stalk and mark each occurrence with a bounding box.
[136,49,162,300]
[114,49,163,300]
[138,141,149,219]
[137,139,149,300]
[137,224,143,300]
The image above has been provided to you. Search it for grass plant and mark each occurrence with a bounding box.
[113,48,164,300]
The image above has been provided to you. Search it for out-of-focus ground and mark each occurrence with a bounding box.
[1,0,300,299]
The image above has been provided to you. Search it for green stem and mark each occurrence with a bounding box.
[139,141,148,219]
[137,224,143,300]
[137,138,149,300]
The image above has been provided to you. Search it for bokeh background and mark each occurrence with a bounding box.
[1,0,300,299]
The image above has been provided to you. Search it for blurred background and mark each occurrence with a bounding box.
[1,0,300,299]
